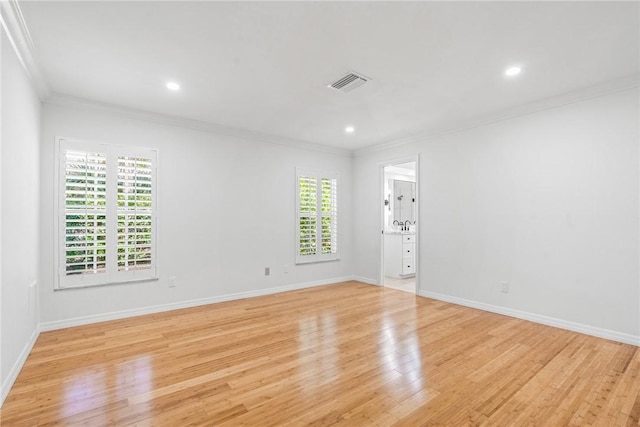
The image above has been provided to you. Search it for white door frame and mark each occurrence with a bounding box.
[379,155,420,293]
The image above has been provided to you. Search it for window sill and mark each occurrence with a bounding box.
[55,276,159,291]
[295,257,340,265]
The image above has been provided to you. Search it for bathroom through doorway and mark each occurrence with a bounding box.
[380,159,418,294]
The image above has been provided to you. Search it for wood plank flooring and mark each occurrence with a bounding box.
[1,281,638,426]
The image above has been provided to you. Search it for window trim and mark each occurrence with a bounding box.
[54,137,159,290]
[295,167,339,264]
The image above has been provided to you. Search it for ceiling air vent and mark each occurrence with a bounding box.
[327,71,371,93]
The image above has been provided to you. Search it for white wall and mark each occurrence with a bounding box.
[1,27,4,405]
[354,88,640,341]
[1,29,41,400]
[39,102,353,325]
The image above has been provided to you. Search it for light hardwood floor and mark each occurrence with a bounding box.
[1,281,638,426]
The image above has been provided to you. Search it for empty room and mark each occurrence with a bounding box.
[1,0,639,425]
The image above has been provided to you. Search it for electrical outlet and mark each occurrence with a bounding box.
[265,267,270,276]
[500,281,509,293]
[169,276,176,288]
[283,264,289,274]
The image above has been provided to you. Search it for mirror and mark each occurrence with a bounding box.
[383,161,416,232]
[392,180,415,224]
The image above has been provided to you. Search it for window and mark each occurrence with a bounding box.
[56,138,158,289]
[296,168,338,264]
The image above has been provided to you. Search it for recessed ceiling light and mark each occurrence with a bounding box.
[504,66,522,77]
[345,126,355,133]
[166,81,180,91]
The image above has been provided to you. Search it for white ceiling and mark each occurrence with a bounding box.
[20,1,640,151]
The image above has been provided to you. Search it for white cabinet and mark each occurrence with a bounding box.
[384,233,416,279]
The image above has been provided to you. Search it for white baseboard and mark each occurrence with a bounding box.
[1,325,41,406]
[419,290,640,347]
[353,276,379,285]
[40,276,354,332]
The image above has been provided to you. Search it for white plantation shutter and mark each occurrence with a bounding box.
[296,168,339,264]
[63,150,108,281]
[117,156,153,274]
[56,138,158,289]
[298,175,317,256]
[320,177,338,255]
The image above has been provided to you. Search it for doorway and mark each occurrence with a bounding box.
[381,159,418,294]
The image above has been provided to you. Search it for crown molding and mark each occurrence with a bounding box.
[45,93,351,157]
[354,73,640,157]
[0,0,51,100]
